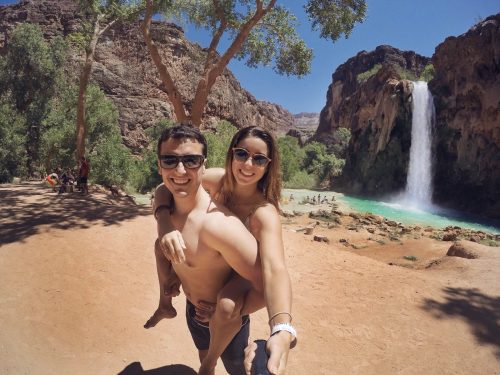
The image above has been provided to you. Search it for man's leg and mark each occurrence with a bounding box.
[144,240,180,328]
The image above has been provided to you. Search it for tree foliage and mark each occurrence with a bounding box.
[204,121,238,168]
[0,23,67,176]
[142,0,366,127]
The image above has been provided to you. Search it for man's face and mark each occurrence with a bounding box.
[157,138,205,199]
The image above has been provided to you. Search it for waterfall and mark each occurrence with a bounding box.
[403,81,435,208]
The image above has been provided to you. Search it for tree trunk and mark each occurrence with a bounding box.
[141,0,188,124]
[190,1,275,127]
[75,19,100,162]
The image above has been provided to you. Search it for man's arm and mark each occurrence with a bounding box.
[203,215,263,293]
[154,183,186,263]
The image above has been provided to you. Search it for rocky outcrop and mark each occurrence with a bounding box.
[287,112,319,144]
[316,45,430,194]
[429,13,500,219]
[0,0,294,152]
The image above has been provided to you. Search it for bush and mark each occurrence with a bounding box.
[278,136,304,182]
[204,121,237,168]
[0,101,27,182]
[419,64,435,82]
[357,64,382,83]
[284,170,316,189]
[91,138,135,188]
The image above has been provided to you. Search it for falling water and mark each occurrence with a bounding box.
[403,81,435,208]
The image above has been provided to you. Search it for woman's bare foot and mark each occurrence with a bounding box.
[143,304,177,329]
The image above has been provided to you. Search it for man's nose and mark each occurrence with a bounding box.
[175,162,187,173]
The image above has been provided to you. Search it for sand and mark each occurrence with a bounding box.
[0,182,499,374]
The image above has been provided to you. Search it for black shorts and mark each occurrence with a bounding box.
[185,299,250,375]
[79,176,88,184]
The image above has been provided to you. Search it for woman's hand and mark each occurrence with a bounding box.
[159,230,186,264]
[244,332,292,375]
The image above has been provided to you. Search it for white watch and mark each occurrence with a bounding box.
[271,322,297,346]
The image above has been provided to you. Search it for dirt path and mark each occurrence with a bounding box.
[1,182,499,374]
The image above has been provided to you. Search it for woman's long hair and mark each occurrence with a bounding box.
[219,126,281,210]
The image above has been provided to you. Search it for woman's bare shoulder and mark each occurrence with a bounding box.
[250,202,280,225]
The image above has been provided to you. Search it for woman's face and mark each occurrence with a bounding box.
[231,135,270,187]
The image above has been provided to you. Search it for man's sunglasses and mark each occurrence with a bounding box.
[159,154,205,169]
[232,148,271,167]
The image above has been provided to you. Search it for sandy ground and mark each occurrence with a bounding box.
[0,182,499,375]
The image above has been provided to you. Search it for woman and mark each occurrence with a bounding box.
[148,126,295,375]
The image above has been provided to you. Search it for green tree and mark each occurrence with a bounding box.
[204,121,237,168]
[142,0,366,127]
[0,100,27,182]
[277,136,304,182]
[41,82,136,188]
[330,127,351,158]
[0,23,67,176]
[72,0,142,162]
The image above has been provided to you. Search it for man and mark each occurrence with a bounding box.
[78,156,90,195]
[154,124,265,375]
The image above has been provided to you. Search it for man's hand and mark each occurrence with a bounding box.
[194,300,216,323]
[159,230,186,264]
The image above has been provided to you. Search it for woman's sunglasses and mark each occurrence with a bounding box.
[232,148,271,167]
[159,154,205,169]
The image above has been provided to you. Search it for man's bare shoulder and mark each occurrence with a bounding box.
[203,200,242,228]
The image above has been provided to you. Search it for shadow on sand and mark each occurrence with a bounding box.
[118,362,196,375]
[0,183,151,246]
[421,287,500,358]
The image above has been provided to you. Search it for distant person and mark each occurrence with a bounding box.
[289,193,294,201]
[46,172,59,192]
[78,156,90,195]
[312,196,317,205]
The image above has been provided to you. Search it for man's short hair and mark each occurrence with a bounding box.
[157,124,208,158]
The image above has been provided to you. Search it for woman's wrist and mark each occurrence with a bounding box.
[270,323,297,349]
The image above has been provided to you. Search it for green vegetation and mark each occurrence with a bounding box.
[395,66,418,81]
[278,135,347,189]
[0,17,353,193]
[205,121,238,168]
[143,0,366,126]
[419,64,435,82]
[356,63,382,83]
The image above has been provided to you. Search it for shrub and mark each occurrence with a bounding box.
[419,64,435,82]
[356,64,382,83]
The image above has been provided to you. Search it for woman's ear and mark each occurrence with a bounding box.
[157,160,162,176]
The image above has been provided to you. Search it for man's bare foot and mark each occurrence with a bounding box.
[198,361,216,375]
[143,305,177,329]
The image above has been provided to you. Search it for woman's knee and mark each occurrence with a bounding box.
[216,296,241,321]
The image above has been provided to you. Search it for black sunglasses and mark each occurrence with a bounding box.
[232,148,271,167]
[159,154,205,169]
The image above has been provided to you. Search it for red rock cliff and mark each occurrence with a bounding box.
[0,0,294,152]
[429,13,500,219]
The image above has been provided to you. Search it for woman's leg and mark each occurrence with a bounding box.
[198,275,265,375]
[144,239,180,328]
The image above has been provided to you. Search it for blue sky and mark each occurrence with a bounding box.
[1,1,498,114]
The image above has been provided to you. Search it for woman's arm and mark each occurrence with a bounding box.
[201,167,225,197]
[251,205,295,373]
